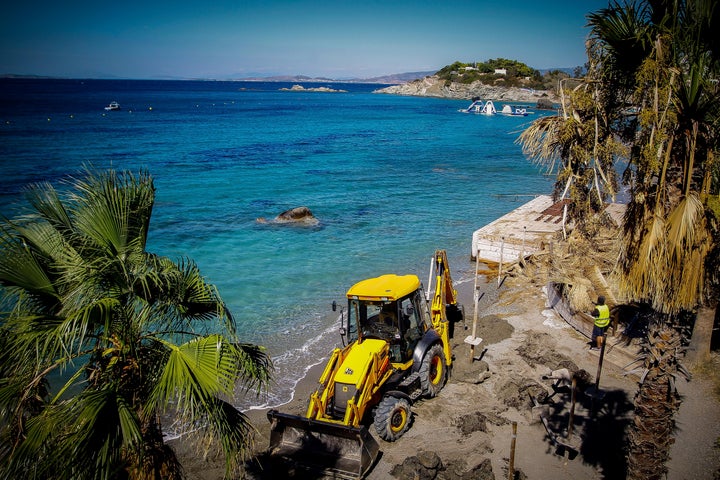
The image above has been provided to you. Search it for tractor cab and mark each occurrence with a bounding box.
[345,274,431,363]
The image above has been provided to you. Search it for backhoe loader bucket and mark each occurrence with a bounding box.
[267,410,380,479]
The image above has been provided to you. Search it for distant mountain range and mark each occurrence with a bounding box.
[2,68,580,84]
[237,67,581,84]
[235,71,437,84]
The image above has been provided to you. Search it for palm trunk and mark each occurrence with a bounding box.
[685,305,716,368]
[127,416,183,480]
[626,323,682,480]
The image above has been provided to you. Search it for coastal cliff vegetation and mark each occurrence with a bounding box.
[436,58,581,91]
[375,58,576,103]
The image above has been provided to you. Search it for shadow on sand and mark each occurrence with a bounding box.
[539,384,634,479]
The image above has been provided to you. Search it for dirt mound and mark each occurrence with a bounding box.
[390,451,443,480]
[442,458,496,480]
[390,454,498,480]
[474,314,515,346]
[453,359,491,384]
[516,332,577,371]
[493,373,547,410]
[453,410,509,436]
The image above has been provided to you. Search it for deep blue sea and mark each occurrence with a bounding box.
[0,78,552,411]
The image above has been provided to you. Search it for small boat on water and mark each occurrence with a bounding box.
[104,101,120,111]
[461,98,496,115]
[500,104,529,116]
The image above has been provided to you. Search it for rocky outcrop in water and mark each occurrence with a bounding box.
[279,84,347,93]
[374,75,557,104]
[256,206,320,226]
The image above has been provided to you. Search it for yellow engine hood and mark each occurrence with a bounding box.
[334,339,388,385]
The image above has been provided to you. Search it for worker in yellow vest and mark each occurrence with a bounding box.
[591,296,610,350]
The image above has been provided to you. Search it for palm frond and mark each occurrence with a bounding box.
[15,389,143,480]
[0,225,56,298]
[587,1,653,75]
[69,168,155,255]
[619,208,668,306]
[1,167,267,478]
[22,181,73,232]
[148,335,241,413]
[516,115,565,171]
[234,342,273,392]
[663,194,710,311]
[201,396,256,475]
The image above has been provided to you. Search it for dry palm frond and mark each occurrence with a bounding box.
[667,194,706,259]
[664,194,710,312]
[515,115,566,173]
[621,193,713,314]
[619,208,668,309]
[520,221,623,311]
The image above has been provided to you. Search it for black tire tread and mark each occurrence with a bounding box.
[418,343,446,398]
[373,396,411,441]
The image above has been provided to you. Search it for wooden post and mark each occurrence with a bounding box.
[508,421,517,480]
[567,377,577,438]
[588,335,608,416]
[595,335,606,391]
[470,250,480,360]
[498,236,505,287]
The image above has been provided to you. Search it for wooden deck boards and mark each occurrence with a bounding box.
[471,195,626,265]
[471,195,566,264]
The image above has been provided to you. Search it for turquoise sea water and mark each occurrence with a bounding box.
[0,78,552,410]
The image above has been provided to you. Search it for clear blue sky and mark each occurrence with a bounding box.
[1,0,610,79]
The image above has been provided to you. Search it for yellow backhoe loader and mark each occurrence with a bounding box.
[265,250,461,478]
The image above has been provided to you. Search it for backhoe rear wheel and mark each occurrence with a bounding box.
[374,395,412,441]
[419,343,446,398]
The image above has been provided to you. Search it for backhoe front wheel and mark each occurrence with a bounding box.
[374,395,412,441]
[419,343,447,398]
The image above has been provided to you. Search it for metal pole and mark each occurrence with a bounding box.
[426,256,435,302]
[508,421,517,480]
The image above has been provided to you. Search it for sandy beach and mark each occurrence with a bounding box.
[174,264,720,479]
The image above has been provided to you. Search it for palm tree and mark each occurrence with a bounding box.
[589,2,719,479]
[515,1,666,230]
[520,1,719,478]
[0,168,272,480]
[516,76,625,234]
[609,3,719,475]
